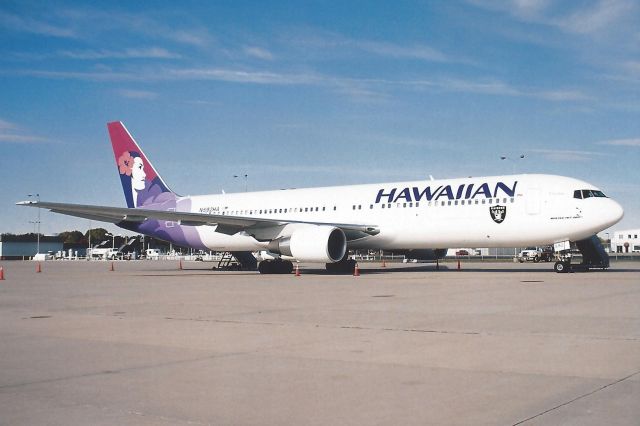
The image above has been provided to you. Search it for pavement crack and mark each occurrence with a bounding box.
[512,369,640,425]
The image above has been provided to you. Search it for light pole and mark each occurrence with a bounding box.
[500,154,525,174]
[233,173,248,192]
[105,233,117,249]
[28,193,40,254]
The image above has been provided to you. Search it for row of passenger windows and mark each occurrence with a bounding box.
[355,197,515,210]
[219,197,515,216]
[220,206,336,216]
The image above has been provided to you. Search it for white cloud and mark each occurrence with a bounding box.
[558,0,633,34]
[597,138,640,147]
[116,89,159,99]
[355,40,450,62]
[0,11,76,38]
[467,0,635,35]
[243,46,274,60]
[10,65,591,104]
[528,148,608,161]
[60,47,180,60]
[0,119,53,144]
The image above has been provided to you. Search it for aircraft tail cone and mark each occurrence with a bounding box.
[36,262,41,273]
[354,263,360,277]
[295,264,300,277]
[0,266,4,280]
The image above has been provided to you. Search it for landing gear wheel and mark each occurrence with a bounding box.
[533,256,540,263]
[554,261,569,273]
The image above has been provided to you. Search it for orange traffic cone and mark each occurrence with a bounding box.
[354,263,360,277]
[295,264,301,277]
[381,259,387,268]
[36,262,42,273]
[457,259,461,270]
[0,266,4,280]
[179,259,183,270]
[110,262,115,272]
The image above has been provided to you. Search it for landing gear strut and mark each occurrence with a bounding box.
[258,259,294,274]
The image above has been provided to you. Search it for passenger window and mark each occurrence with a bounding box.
[415,202,419,207]
[370,204,373,209]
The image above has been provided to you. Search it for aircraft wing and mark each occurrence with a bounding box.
[17,201,380,240]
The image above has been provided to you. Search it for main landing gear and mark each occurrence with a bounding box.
[258,259,294,274]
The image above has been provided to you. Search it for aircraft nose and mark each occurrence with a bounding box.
[607,199,624,225]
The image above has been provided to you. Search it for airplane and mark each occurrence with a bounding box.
[18,122,624,274]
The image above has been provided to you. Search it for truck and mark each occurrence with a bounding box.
[87,247,119,260]
[518,246,554,263]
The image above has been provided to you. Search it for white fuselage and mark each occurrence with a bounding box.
[177,174,623,252]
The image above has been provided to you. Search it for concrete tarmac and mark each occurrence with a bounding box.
[0,260,639,425]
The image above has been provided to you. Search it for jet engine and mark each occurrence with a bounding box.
[267,225,346,263]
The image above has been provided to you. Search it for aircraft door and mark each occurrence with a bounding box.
[526,188,541,215]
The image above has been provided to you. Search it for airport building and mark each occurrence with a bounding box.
[0,234,63,260]
[611,228,640,253]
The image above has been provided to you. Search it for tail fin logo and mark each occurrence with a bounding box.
[118,150,154,207]
[108,122,172,208]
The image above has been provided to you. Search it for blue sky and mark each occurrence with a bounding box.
[1,0,639,236]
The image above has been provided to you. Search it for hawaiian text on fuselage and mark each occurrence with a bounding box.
[375,181,518,204]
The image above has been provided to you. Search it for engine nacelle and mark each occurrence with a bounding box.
[267,225,346,263]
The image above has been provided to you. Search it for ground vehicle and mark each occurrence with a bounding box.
[455,250,469,256]
[518,247,542,262]
[145,248,161,260]
[87,248,119,260]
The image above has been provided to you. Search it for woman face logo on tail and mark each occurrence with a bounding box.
[118,150,147,207]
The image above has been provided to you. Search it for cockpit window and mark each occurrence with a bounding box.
[575,189,607,199]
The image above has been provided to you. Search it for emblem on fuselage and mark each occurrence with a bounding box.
[489,205,507,224]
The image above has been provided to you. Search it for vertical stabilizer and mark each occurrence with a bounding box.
[107,122,173,208]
